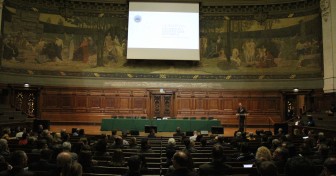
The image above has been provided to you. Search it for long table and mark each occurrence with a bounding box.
[100,118,221,132]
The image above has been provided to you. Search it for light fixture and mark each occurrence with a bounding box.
[24,83,30,87]
[293,88,299,93]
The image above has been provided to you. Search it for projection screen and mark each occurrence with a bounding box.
[127,2,200,61]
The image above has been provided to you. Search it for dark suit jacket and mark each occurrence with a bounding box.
[199,161,233,176]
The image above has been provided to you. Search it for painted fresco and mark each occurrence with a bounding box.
[1,5,322,78]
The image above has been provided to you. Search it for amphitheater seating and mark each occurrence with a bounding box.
[4,130,332,176]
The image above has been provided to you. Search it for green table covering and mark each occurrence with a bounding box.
[100,118,221,132]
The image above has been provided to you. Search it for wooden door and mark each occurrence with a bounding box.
[151,93,174,117]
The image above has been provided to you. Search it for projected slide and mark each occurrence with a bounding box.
[127,2,200,61]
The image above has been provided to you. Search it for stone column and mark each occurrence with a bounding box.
[321,0,336,93]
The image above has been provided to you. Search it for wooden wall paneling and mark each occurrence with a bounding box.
[119,97,131,114]
[250,98,263,112]
[132,97,147,115]
[176,98,192,116]
[87,96,103,112]
[60,95,74,111]
[222,98,235,112]
[75,95,87,112]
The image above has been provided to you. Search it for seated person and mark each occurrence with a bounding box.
[173,127,184,137]
[199,145,233,176]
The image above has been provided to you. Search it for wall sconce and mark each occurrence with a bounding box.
[293,88,299,93]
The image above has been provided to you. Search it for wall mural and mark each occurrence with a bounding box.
[1,5,322,80]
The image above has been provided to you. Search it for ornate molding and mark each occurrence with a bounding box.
[320,0,330,22]
[5,0,320,19]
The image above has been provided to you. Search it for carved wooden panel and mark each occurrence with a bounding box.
[104,96,118,108]
[222,99,234,111]
[43,95,58,108]
[208,98,220,110]
[88,96,102,108]
[60,96,74,108]
[133,97,146,109]
[195,98,206,110]
[178,99,191,110]
[119,98,131,109]
[75,96,87,108]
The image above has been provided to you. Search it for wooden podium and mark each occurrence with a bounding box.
[236,113,249,132]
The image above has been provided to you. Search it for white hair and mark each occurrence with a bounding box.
[168,138,176,145]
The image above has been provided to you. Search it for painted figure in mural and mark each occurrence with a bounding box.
[80,37,90,63]
[230,48,241,67]
[104,32,115,62]
[55,37,64,61]
[242,39,256,65]
[296,40,305,57]
[3,36,19,61]
[114,35,124,58]
[216,35,223,54]
[258,49,277,68]
[200,35,208,58]
[73,37,89,63]
[68,34,75,61]
[218,48,227,60]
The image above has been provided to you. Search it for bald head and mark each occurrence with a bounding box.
[57,152,73,167]
[172,151,189,169]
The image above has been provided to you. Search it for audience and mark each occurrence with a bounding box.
[56,152,82,176]
[256,160,278,176]
[272,146,289,174]
[320,157,336,176]
[173,127,184,137]
[182,138,197,153]
[110,149,126,167]
[128,137,139,149]
[123,155,142,176]
[2,123,336,176]
[199,144,233,176]
[285,156,316,176]
[0,139,10,160]
[165,151,198,176]
[164,138,179,167]
[138,138,153,153]
[147,129,156,138]
[0,150,34,176]
[29,149,57,172]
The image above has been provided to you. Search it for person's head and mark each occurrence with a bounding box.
[285,156,316,176]
[62,141,72,152]
[172,151,189,169]
[140,138,150,150]
[273,147,289,161]
[95,139,107,151]
[323,157,336,176]
[176,127,181,133]
[127,155,142,173]
[57,152,73,168]
[168,138,176,146]
[0,139,8,152]
[10,150,28,168]
[129,137,137,146]
[255,146,272,161]
[212,144,225,162]
[256,161,278,176]
[238,102,242,107]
